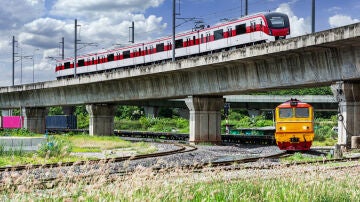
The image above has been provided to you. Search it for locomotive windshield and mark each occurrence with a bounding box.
[295,108,309,118]
[265,13,290,28]
[279,107,309,118]
[279,108,292,118]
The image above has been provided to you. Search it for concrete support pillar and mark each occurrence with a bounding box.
[86,104,116,136]
[22,107,48,134]
[331,81,360,148]
[143,106,159,118]
[62,106,75,115]
[185,96,224,144]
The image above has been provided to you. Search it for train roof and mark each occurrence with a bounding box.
[276,99,312,108]
[57,11,287,63]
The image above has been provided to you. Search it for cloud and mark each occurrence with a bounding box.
[328,14,359,28]
[0,0,45,29]
[50,0,165,20]
[275,3,311,37]
[0,0,168,86]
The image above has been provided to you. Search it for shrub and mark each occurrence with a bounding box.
[0,128,36,137]
[37,135,72,158]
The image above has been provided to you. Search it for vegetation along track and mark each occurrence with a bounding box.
[0,142,196,172]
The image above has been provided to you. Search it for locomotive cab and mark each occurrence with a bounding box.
[264,12,290,40]
[275,99,314,150]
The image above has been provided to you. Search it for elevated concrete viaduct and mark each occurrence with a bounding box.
[0,23,359,147]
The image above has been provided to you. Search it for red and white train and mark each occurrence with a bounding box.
[55,12,290,78]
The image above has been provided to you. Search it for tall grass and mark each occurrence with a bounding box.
[0,161,359,201]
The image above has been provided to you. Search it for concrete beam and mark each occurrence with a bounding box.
[185,96,224,144]
[86,104,116,136]
[22,107,48,134]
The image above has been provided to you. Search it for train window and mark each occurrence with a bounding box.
[64,62,70,69]
[145,47,148,54]
[175,39,183,49]
[279,108,293,118]
[268,16,285,28]
[156,43,164,52]
[123,50,130,59]
[78,59,84,67]
[236,24,246,35]
[201,34,204,43]
[295,108,309,118]
[214,29,223,40]
[193,36,196,44]
[107,53,114,62]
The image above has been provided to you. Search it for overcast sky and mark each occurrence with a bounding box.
[0,0,358,86]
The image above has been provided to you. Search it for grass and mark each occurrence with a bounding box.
[313,137,338,147]
[61,135,158,155]
[0,134,157,167]
[281,152,330,163]
[1,161,359,201]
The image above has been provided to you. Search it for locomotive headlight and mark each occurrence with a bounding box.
[280,126,286,131]
[303,126,309,130]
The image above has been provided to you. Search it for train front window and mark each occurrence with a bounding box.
[265,13,289,29]
[279,108,292,118]
[295,108,309,118]
[269,17,285,28]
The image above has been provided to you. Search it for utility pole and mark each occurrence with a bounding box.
[172,0,176,62]
[61,37,64,60]
[12,36,16,86]
[245,0,248,16]
[311,0,315,33]
[74,19,77,78]
[129,21,135,43]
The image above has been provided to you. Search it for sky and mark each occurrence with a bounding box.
[0,0,358,87]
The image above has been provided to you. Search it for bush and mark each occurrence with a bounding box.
[37,135,72,158]
[0,129,36,137]
[115,117,189,133]
[115,118,142,130]
[314,125,337,141]
[77,113,89,129]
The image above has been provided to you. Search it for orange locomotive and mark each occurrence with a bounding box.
[275,99,314,150]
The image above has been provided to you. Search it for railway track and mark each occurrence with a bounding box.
[46,129,276,145]
[1,141,359,191]
[0,142,196,172]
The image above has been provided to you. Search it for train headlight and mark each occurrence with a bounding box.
[280,126,286,131]
[303,126,309,130]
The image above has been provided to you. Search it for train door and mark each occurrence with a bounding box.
[186,37,191,55]
[149,45,154,62]
[227,26,233,46]
[205,31,211,50]
[166,41,172,59]
[250,20,256,42]
[133,49,137,65]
